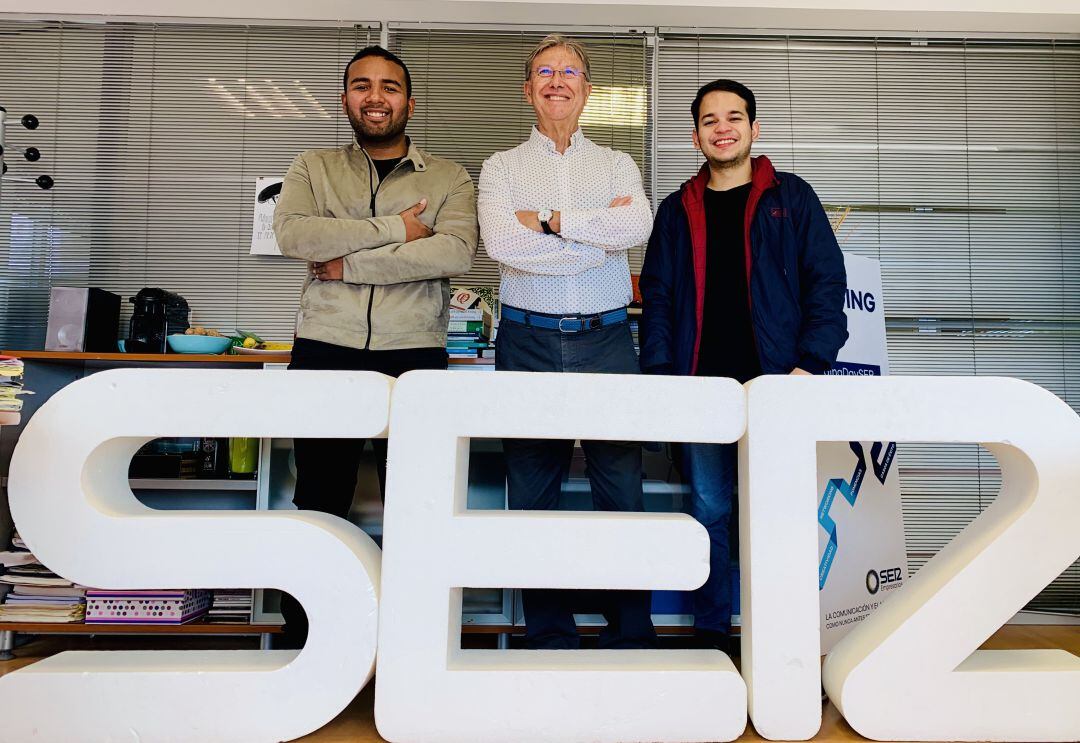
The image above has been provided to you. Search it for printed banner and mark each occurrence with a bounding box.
[817,254,907,653]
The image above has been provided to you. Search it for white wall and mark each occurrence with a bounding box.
[0,0,1078,34]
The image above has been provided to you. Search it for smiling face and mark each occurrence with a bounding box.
[692,90,760,171]
[523,45,592,132]
[340,55,414,145]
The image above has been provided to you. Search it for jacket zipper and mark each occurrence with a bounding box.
[362,151,401,352]
[361,151,411,350]
[743,189,764,372]
[364,159,378,350]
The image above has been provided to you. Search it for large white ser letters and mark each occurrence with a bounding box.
[375,371,749,743]
[2,370,1078,742]
[2,369,387,743]
[743,375,1080,742]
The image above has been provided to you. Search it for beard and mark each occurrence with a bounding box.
[347,107,408,144]
[705,144,751,172]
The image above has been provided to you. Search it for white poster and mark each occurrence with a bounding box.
[829,253,890,376]
[817,254,907,653]
[250,177,284,256]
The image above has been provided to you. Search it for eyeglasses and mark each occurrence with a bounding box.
[533,65,585,80]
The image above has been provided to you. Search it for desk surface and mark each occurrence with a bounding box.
[3,350,494,366]
[6,350,290,363]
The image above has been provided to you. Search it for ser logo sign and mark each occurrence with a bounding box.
[866,567,903,595]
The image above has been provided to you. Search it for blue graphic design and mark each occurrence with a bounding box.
[817,441,897,590]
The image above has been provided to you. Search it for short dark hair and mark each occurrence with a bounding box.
[691,79,756,126]
[342,46,412,98]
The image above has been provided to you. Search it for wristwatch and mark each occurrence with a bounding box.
[538,208,557,235]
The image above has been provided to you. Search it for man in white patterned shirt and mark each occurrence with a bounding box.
[478,34,655,650]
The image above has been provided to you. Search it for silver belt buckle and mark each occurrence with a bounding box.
[557,316,581,333]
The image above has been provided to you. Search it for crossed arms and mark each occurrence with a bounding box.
[477,150,652,276]
[273,153,478,285]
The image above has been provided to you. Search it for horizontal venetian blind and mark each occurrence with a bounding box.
[657,32,1079,613]
[0,19,376,347]
[388,26,652,290]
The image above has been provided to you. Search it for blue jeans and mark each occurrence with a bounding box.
[685,441,737,634]
[496,309,657,650]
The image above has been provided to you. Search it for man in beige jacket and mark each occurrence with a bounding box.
[273,45,478,648]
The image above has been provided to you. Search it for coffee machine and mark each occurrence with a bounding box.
[126,288,190,353]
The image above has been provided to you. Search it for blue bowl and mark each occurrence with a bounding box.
[166,334,232,355]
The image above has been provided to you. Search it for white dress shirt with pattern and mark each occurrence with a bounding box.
[478,126,653,314]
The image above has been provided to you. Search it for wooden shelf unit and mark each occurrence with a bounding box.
[3,350,290,364]
[128,478,258,491]
[2,350,493,366]
[458,624,697,635]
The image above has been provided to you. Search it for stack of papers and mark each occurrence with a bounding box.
[0,563,75,587]
[208,588,254,624]
[0,548,38,568]
[0,356,31,413]
[0,530,37,570]
[0,593,86,623]
[0,531,86,623]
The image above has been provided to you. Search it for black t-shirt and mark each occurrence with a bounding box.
[373,156,404,183]
[695,182,761,382]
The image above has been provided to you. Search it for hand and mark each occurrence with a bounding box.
[790,367,811,376]
[516,210,541,232]
[609,195,633,207]
[400,199,433,242]
[311,258,343,281]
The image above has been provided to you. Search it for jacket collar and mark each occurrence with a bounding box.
[682,154,777,205]
[403,137,426,171]
[351,136,427,173]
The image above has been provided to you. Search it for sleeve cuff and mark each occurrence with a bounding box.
[555,209,576,240]
[383,214,407,245]
[642,362,674,375]
[342,253,362,284]
[796,355,829,375]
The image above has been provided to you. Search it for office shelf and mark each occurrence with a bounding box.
[128,478,258,491]
[0,620,280,634]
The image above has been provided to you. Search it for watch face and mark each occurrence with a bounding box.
[538,209,553,223]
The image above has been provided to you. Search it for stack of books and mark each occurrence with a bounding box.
[0,532,87,623]
[447,307,494,360]
[208,588,254,624]
[0,356,30,414]
[447,287,497,361]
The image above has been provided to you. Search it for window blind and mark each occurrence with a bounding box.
[0,19,376,347]
[0,19,1075,614]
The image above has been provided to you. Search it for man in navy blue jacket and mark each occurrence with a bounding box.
[639,79,848,652]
